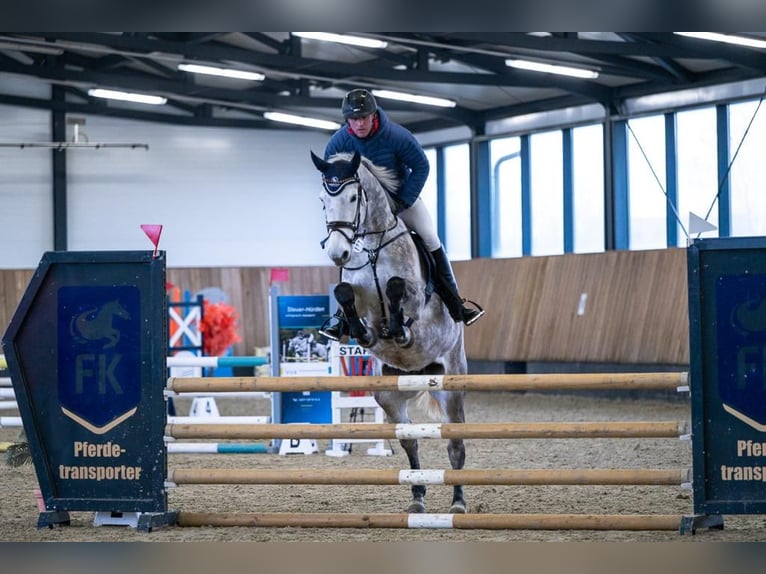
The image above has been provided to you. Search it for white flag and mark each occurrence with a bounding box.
[688,212,717,235]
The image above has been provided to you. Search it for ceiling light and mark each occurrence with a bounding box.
[263,112,341,131]
[292,32,388,49]
[88,88,167,105]
[177,63,265,81]
[674,32,766,50]
[506,59,599,79]
[372,89,456,108]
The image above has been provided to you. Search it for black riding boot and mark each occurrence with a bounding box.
[319,309,349,342]
[431,247,485,326]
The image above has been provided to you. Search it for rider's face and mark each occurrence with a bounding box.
[347,113,374,138]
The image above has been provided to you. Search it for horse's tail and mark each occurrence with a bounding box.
[413,391,444,421]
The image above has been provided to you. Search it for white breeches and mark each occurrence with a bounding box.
[398,198,441,252]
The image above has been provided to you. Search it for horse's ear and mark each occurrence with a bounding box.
[310,151,328,172]
[351,151,361,172]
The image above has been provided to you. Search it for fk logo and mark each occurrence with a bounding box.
[59,287,141,434]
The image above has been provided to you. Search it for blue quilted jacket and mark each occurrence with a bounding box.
[324,108,430,210]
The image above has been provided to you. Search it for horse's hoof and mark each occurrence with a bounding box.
[358,329,378,348]
[395,328,413,348]
[407,501,426,514]
[449,502,467,514]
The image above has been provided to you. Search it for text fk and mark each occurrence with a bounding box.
[75,354,123,394]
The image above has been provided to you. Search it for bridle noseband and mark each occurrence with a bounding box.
[320,175,368,249]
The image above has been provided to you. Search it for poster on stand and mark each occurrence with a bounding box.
[277,294,332,424]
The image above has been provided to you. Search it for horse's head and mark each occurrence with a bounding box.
[311,150,367,266]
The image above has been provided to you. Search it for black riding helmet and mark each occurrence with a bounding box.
[342,89,377,120]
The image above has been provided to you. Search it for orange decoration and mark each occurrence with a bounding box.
[199,300,242,356]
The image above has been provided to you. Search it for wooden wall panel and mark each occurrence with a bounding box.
[0,269,34,336]
[166,266,338,356]
[1,250,689,366]
[454,248,689,365]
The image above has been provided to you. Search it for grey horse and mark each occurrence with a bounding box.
[311,150,468,514]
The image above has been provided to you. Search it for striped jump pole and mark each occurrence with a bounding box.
[165,421,687,441]
[4,354,265,384]
[168,467,690,486]
[167,356,268,368]
[176,512,684,531]
[0,401,18,410]
[0,416,21,428]
[167,371,689,394]
[167,443,272,454]
[167,416,271,425]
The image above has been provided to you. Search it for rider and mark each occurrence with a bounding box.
[320,88,484,341]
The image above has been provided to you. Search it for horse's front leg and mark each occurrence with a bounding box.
[333,282,377,347]
[385,277,412,348]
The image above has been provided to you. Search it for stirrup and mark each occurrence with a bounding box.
[461,299,485,326]
[319,313,346,342]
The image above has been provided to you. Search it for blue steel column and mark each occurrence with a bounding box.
[562,128,574,253]
[52,86,68,251]
[606,119,629,250]
[664,113,679,247]
[473,139,492,258]
[716,104,731,237]
[435,146,447,247]
[520,135,532,256]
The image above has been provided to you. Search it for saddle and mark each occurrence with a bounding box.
[409,231,437,303]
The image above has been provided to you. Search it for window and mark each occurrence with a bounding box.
[627,115,667,249]
[443,144,471,260]
[729,99,766,237]
[572,124,605,253]
[489,136,522,258]
[530,130,563,255]
[676,107,719,244]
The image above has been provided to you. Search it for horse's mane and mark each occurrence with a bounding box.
[327,152,400,198]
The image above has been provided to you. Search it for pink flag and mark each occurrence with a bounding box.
[140,224,163,257]
[270,267,289,283]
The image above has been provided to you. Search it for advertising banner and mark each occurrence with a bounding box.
[277,294,332,424]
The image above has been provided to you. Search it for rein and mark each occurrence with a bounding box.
[344,221,409,323]
[320,173,411,326]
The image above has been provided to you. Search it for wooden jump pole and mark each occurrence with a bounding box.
[165,421,687,440]
[176,512,684,531]
[167,371,689,394]
[168,467,690,486]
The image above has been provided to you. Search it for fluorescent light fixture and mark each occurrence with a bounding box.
[506,59,599,79]
[292,32,388,49]
[177,63,265,81]
[263,112,341,130]
[88,88,167,105]
[674,32,766,50]
[372,89,456,108]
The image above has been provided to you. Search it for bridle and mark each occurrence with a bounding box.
[319,175,366,249]
[319,174,405,259]
[319,171,411,327]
